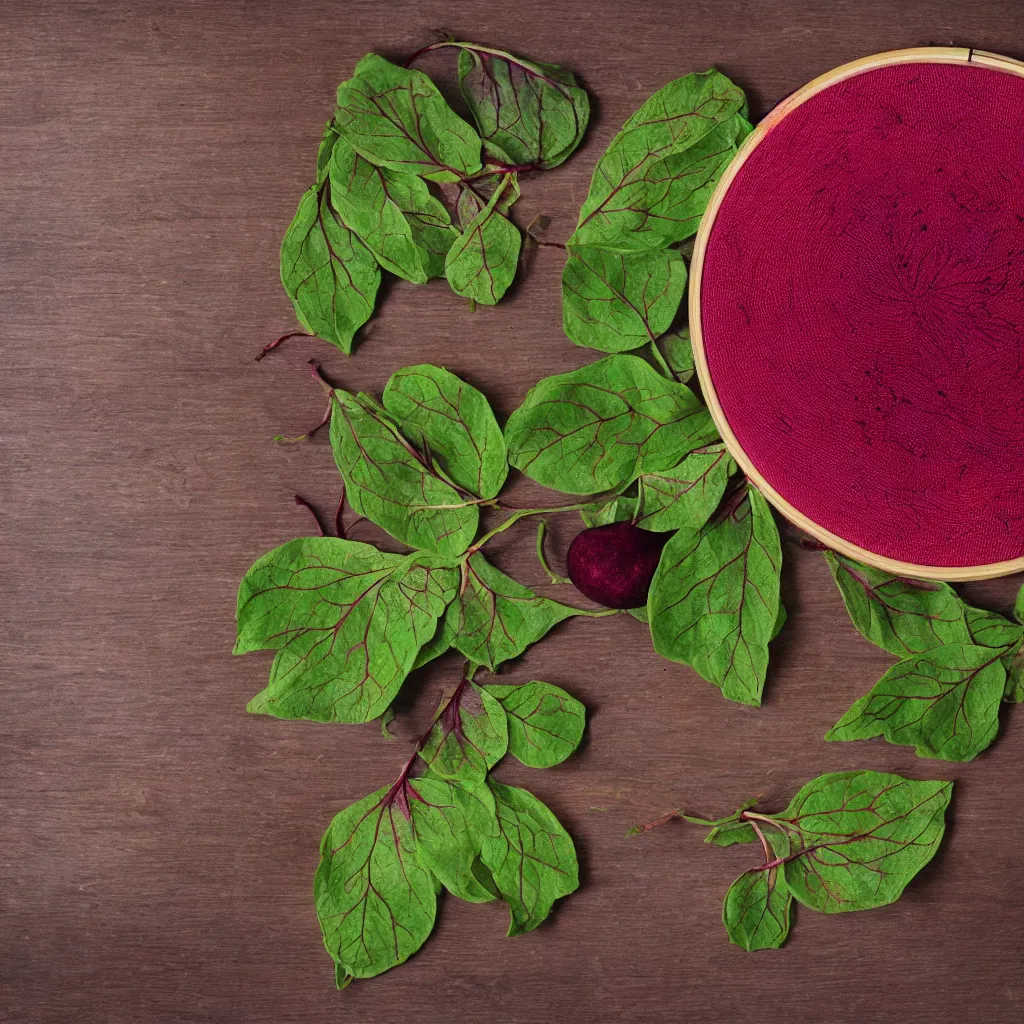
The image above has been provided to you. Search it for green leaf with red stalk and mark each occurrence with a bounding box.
[570,71,749,251]
[485,680,586,767]
[562,245,688,352]
[480,781,580,936]
[504,354,716,495]
[445,174,522,305]
[454,43,589,169]
[329,134,456,283]
[418,677,509,784]
[334,54,482,182]
[382,364,508,500]
[648,486,782,706]
[328,387,479,558]
[634,442,736,532]
[279,182,380,354]
[631,771,952,950]
[825,643,1006,761]
[824,551,971,657]
[235,538,458,723]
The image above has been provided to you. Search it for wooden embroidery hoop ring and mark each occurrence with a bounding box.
[690,46,1024,582]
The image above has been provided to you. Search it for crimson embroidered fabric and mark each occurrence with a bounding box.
[700,61,1024,568]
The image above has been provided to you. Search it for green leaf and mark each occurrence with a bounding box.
[635,442,735,532]
[966,604,1022,650]
[315,783,436,979]
[456,46,589,169]
[382,364,507,499]
[964,605,1024,701]
[316,123,339,184]
[480,782,579,935]
[771,602,787,641]
[236,538,458,723]
[280,184,380,354]
[562,246,687,352]
[657,326,695,382]
[1015,585,1024,625]
[776,770,952,913]
[485,681,586,767]
[411,622,451,671]
[505,354,715,495]
[579,494,637,527]
[825,644,1006,761]
[408,775,500,903]
[419,680,509,784]
[723,867,792,951]
[445,175,521,305]
[649,488,782,705]
[456,159,520,229]
[329,136,456,283]
[334,54,482,182]
[824,552,971,657]
[439,553,581,671]
[705,820,756,847]
[570,71,748,250]
[329,388,478,557]
[628,605,649,623]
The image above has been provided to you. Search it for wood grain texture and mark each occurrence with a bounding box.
[2,2,1024,1021]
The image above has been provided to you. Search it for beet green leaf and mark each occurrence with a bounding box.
[438,553,581,670]
[648,488,782,705]
[329,388,478,557]
[455,45,589,169]
[504,354,715,494]
[643,772,952,951]
[825,643,1006,761]
[635,442,735,532]
[329,135,456,283]
[456,152,520,228]
[418,679,509,784]
[824,552,970,656]
[775,770,951,913]
[657,326,695,382]
[316,122,339,183]
[562,245,687,352]
[480,782,579,935]
[236,538,458,723]
[382,364,507,499]
[964,604,1024,701]
[705,819,757,847]
[445,174,521,304]
[334,54,482,182]
[410,620,452,671]
[723,866,792,951]
[485,681,586,767]
[408,775,500,903]
[315,782,436,982]
[570,71,748,250]
[280,183,380,354]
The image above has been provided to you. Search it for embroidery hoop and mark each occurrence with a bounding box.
[690,47,1024,581]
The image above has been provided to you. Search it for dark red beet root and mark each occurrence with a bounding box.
[566,522,669,609]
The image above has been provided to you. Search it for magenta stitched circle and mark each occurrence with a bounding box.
[699,60,1024,569]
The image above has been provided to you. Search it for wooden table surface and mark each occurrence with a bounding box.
[4,2,1024,1021]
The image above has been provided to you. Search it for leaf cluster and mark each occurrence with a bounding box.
[562,70,751,358]
[237,364,613,724]
[634,770,952,951]
[280,44,590,354]
[824,551,1024,761]
[316,674,586,983]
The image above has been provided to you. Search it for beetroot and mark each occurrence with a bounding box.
[566,521,669,609]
